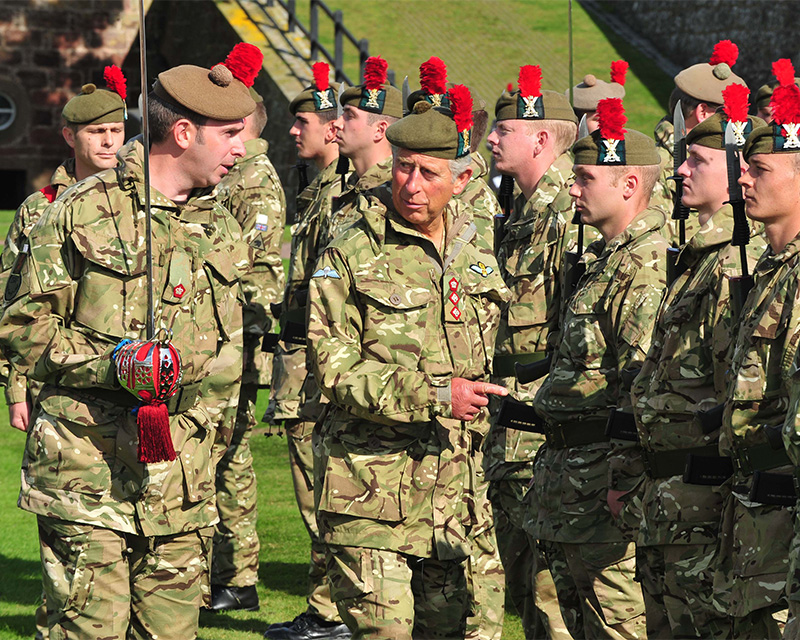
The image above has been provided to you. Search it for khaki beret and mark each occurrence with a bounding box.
[62,83,125,125]
[153,64,255,121]
[290,61,339,114]
[573,128,659,166]
[571,74,625,111]
[495,89,577,124]
[340,55,403,119]
[674,40,746,105]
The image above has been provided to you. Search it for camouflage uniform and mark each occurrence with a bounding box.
[630,205,765,638]
[0,139,246,639]
[211,137,286,589]
[486,152,576,640]
[307,188,509,639]
[267,157,349,622]
[714,233,800,638]
[0,159,76,406]
[529,207,669,640]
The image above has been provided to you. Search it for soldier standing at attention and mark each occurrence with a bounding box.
[630,86,765,638]
[483,64,578,640]
[529,98,666,640]
[1,65,127,432]
[308,86,509,639]
[207,45,286,613]
[265,60,351,640]
[713,59,800,639]
[0,54,256,638]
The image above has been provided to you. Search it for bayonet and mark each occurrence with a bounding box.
[402,75,410,114]
[335,82,348,189]
[666,101,689,284]
[578,113,589,140]
[494,174,514,255]
[725,120,754,318]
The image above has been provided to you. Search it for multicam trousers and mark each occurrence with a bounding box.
[38,515,211,640]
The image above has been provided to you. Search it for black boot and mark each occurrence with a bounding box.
[206,584,260,612]
[264,612,351,639]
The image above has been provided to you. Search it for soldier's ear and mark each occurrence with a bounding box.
[62,126,76,150]
[172,119,193,150]
[323,121,338,144]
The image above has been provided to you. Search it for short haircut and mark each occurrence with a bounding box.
[148,92,207,144]
[607,164,661,203]
[525,119,578,156]
[248,102,268,136]
[668,87,721,122]
[366,112,400,127]
[316,109,338,124]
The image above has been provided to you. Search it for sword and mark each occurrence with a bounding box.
[724,120,754,319]
[138,0,154,339]
[666,101,689,285]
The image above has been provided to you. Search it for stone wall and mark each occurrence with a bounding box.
[601,0,800,95]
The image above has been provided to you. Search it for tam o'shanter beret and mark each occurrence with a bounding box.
[289,61,339,114]
[407,56,450,112]
[62,65,127,125]
[745,59,800,159]
[571,60,627,111]
[153,42,259,121]
[686,83,765,150]
[674,40,747,105]
[495,65,577,124]
[572,97,659,166]
[340,56,403,118]
[386,84,474,160]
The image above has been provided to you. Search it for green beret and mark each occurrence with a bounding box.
[573,128,660,166]
[743,122,800,159]
[340,83,403,119]
[674,62,746,106]
[755,78,800,110]
[289,82,340,115]
[570,74,625,111]
[62,83,125,125]
[153,64,255,120]
[494,89,577,124]
[406,83,486,115]
[685,112,766,150]
[386,101,470,160]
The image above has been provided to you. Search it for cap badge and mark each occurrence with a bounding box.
[603,139,622,163]
[782,123,800,149]
[731,120,748,147]
[522,95,540,118]
[315,89,334,110]
[364,88,382,110]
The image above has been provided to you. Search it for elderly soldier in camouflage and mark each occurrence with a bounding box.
[208,51,286,613]
[1,66,127,433]
[654,40,746,245]
[308,86,510,639]
[483,64,578,640]
[528,98,667,640]
[630,85,765,638]
[265,61,352,640]
[712,60,800,639]
[0,53,256,638]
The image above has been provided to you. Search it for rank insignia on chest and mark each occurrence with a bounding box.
[173,284,186,299]
[469,262,493,277]
[449,277,459,291]
[255,213,269,232]
[312,266,341,279]
[450,305,462,320]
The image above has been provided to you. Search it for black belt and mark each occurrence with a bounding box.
[492,352,546,379]
[605,409,639,442]
[642,444,720,479]
[544,421,609,449]
[683,453,734,485]
[731,439,792,476]
[164,381,201,414]
[749,470,796,506]
[495,397,544,434]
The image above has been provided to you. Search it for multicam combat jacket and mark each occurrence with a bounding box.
[632,205,765,547]
[0,159,77,403]
[215,137,285,387]
[530,207,668,544]
[484,153,579,483]
[267,159,348,423]
[0,139,248,536]
[308,191,509,558]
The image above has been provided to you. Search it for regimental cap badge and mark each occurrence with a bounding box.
[449,84,474,159]
[596,97,626,164]
[359,56,388,113]
[770,59,800,151]
[722,83,752,148]
[420,56,449,108]
[516,64,543,119]
[311,61,336,111]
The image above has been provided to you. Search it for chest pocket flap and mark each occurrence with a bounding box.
[354,278,434,310]
[71,225,146,277]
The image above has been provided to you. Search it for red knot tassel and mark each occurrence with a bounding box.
[137,402,176,463]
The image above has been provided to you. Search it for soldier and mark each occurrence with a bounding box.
[0,52,256,638]
[317,56,401,249]
[655,40,746,245]
[483,64,578,640]
[528,98,666,639]
[1,65,127,432]
[307,86,510,639]
[571,60,628,133]
[264,61,352,640]
[208,48,286,613]
[630,85,765,638]
[714,59,800,639]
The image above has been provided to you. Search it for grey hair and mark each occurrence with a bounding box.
[391,145,472,184]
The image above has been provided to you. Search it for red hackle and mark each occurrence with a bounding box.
[597,98,627,140]
[312,62,330,92]
[774,58,796,87]
[610,60,628,86]
[518,65,542,98]
[223,43,263,87]
[722,83,750,123]
[420,56,447,95]
[709,40,738,67]
[363,56,388,91]
[448,84,473,133]
[103,65,127,99]
[771,59,800,126]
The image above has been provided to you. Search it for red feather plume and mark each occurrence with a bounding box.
[518,65,541,98]
[363,56,388,91]
[312,62,330,92]
[771,59,800,126]
[597,98,626,140]
[722,83,749,123]
[506,82,514,93]
[610,60,628,86]
[448,84,473,133]
[420,56,447,95]
[223,43,263,87]
[709,40,738,67]
[103,65,127,100]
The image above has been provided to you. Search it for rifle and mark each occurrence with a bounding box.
[666,101,690,285]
